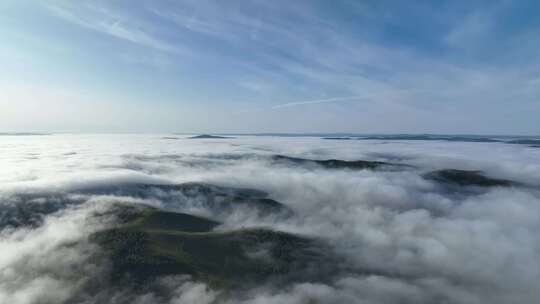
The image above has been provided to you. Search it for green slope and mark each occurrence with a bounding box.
[92,205,330,289]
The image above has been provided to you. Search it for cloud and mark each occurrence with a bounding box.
[1,135,540,303]
[0,202,113,304]
[42,2,179,53]
[270,96,369,109]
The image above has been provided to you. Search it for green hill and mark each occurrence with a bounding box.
[271,155,407,170]
[424,169,514,187]
[91,204,332,289]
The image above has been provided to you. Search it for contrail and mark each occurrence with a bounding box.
[233,96,368,115]
[270,96,366,109]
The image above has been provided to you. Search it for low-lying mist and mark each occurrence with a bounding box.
[1,134,539,304]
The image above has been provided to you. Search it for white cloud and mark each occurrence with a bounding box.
[0,202,113,304]
[1,135,540,302]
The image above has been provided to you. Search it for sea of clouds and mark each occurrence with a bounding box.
[1,134,540,304]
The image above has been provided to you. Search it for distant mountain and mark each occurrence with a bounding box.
[189,134,232,139]
[271,155,410,170]
[0,132,49,136]
[507,139,540,145]
[322,137,352,140]
[424,169,514,187]
[359,134,502,143]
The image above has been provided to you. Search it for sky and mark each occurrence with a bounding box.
[1,0,539,134]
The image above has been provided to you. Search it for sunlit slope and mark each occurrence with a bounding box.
[92,205,332,288]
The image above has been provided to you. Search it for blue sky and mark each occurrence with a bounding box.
[1,0,539,134]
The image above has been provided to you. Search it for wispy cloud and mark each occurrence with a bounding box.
[43,2,179,53]
[271,96,368,109]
